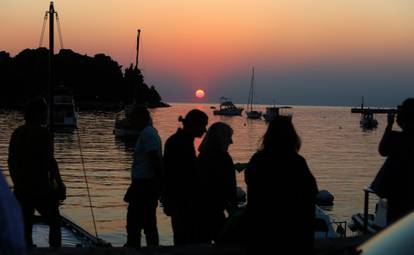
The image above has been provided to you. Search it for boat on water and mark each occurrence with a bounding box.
[33,215,110,247]
[245,67,262,119]
[213,97,243,116]
[360,111,378,129]
[52,85,79,128]
[349,187,387,235]
[35,2,110,247]
[263,105,292,122]
[113,104,141,138]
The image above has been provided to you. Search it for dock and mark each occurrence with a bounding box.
[29,235,371,255]
[350,108,397,114]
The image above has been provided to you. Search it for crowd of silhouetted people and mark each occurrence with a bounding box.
[1,97,414,255]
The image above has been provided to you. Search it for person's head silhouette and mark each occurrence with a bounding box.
[24,98,48,126]
[261,116,300,153]
[179,109,208,138]
[397,98,414,131]
[199,122,233,153]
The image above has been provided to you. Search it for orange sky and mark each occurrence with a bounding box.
[1,0,414,105]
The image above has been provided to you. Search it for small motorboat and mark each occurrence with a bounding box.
[263,106,292,122]
[360,111,378,130]
[51,86,79,128]
[213,97,243,116]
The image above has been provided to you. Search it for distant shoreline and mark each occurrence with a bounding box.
[0,100,171,111]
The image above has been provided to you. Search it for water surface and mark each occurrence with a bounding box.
[0,103,388,246]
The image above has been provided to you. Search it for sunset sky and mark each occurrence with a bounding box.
[1,0,414,106]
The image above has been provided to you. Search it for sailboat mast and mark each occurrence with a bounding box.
[135,29,141,69]
[248,67,255,112]
[48,1,55,137]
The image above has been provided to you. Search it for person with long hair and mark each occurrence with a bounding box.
[197,122,238,243]
[244,116,318,253]
[162,109,208,245]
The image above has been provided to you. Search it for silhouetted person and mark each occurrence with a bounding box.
[0,168,26,255]
[197,122,238,243]
[373,98,414,224]
[8,98,65,248]
[124,107,162,248]
[162,109,208,245]
[245,116,318,254]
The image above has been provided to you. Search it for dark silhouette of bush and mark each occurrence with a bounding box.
[0,48,167,109]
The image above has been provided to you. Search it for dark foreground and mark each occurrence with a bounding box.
[29,235,370,255]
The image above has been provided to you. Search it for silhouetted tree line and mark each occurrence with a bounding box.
[0,48,167,109]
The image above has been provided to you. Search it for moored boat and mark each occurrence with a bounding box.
[213,97,243,116]
[263,106,292,122]
[360,111,378,130]
[245,67,262,119]
[52,85,79,128]
[113,104,141,138]
[33,215,110,247]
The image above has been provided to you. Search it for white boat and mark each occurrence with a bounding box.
[52,86,79,128]
[360,111,378,129]
[33,215,110,247]
[113,104,142,138]
[349,187,387,235]
[213,97,243,116]
[245,67,262,119]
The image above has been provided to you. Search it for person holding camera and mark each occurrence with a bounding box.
[373,98,414,224]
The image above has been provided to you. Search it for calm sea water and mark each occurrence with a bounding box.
[0,103,389,246]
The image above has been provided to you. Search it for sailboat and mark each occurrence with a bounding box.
[113,29,142,138]
[245,67,262,119]
[35,2,110,247]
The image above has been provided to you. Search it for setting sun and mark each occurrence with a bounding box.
[195,89,205,98]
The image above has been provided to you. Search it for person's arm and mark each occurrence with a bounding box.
[7,131,18,186]
[379,112,395,157]
[148,150,162,179]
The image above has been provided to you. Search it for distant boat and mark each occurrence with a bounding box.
[51,85,79,128]
[113,29,142,138]
[245,67,262,119]
[113,104,141,138]
[213,97,243,116]
[360,110,378,129]
[263,102,292,122]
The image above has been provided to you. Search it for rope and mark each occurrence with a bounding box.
[56,12,64,49]
[39,12,48,47]
[75,127,99,239]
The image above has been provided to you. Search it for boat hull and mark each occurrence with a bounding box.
[33,215,110,247]
[213,109,243,116]
[246,111,262,119]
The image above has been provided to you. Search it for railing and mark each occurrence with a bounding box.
[363,187,376,234]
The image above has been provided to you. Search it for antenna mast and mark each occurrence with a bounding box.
[135,29,141,69]
[49,1,56,137]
